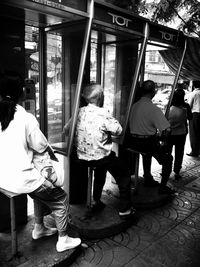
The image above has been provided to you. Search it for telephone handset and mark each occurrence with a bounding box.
[22,79,36,116]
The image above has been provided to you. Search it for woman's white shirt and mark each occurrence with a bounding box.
[0,105,47,193]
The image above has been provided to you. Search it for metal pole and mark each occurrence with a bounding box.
[10,197,17,257]
[121,22,149,144]
[39,28,47,136]
[63,0,94,194]
[66,0,94,157]
[87,167,93,208]
[165,39,187,119]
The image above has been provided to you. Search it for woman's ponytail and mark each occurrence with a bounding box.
[0,71,24,131]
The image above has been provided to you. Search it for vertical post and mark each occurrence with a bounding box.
[87,167,93,208]
[10,197,17,257]
[63,0,94,195]
[165,39,187,119]
[39,28,47,136]
[134,153,139,192]
[121,22,149,144]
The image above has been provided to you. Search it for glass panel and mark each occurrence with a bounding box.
[25,25,40,120]
[90,30,140,128]
[103,43,116,116]
[90,31,98,83]
[46,32,63,143]
[144,45,176,113]
[45,22,86,144]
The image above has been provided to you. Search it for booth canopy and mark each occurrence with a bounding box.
[160,36,200,81]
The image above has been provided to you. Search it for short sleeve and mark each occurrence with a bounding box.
[103,116,122,135]
[153,106,170,132]
[101,110,122,136]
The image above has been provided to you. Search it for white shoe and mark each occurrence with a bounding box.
[32,226,57,240]
[56,235,81,252]
[119,207,136,219]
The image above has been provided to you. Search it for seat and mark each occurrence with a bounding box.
[126,148,147,192]
[52,143,97,209]
[0,188,22,258]
[75,160,96,209]
[86,166,95,209]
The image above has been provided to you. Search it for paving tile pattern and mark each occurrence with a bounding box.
[71,153,200,267]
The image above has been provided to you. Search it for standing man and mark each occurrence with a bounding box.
[187,81,200,157]
[129,80,174,195]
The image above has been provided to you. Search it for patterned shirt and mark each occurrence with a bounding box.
[75,103,122,161]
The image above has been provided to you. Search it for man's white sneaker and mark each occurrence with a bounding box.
[32,226,57,240]
[56,235,81,252]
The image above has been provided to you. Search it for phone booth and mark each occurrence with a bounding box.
[0,0,199,226]
[0,15,28,231]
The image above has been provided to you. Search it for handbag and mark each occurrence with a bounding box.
[33,151,64,187]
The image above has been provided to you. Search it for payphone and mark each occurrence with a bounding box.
[22,78,36,116]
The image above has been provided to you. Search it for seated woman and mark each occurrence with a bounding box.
[64,83,135,218]
[0,70,81,252]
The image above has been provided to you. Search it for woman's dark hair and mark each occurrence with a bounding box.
[171,89,185,107]
[0,71,24,131]
[193,80,200,88]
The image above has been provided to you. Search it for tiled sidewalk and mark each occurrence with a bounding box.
[1,137,200,266]
[71,138,200,267]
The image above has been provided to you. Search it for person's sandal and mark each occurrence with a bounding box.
[186,153,198,157]
[32,226,57,240]
[144,180,160,187]
[174,173,182,181]
[158,186,176,195]
[119,207,136,219]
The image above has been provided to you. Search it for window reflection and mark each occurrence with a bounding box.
[145,45,175,113]
[46,32,63,143]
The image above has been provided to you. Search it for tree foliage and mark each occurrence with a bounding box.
[103,0,200,37]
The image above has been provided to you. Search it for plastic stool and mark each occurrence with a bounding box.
[87,166,95,208]
[127,148,147,191]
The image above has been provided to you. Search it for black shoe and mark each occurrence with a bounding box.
[91,201,106,212]
[186,152,198,157]
[174,173,182,181]
[119,207,136,219]
[144,180,160,187]
[158,186,176,195]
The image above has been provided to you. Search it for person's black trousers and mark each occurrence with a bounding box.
[168,134,186,174]
[129,136,173,186]
[79,152,132,213]
[189,112,200,155]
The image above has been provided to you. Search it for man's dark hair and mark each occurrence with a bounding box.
[193,80,200,88]
[176,83,184,90]
[141,80,155,95]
